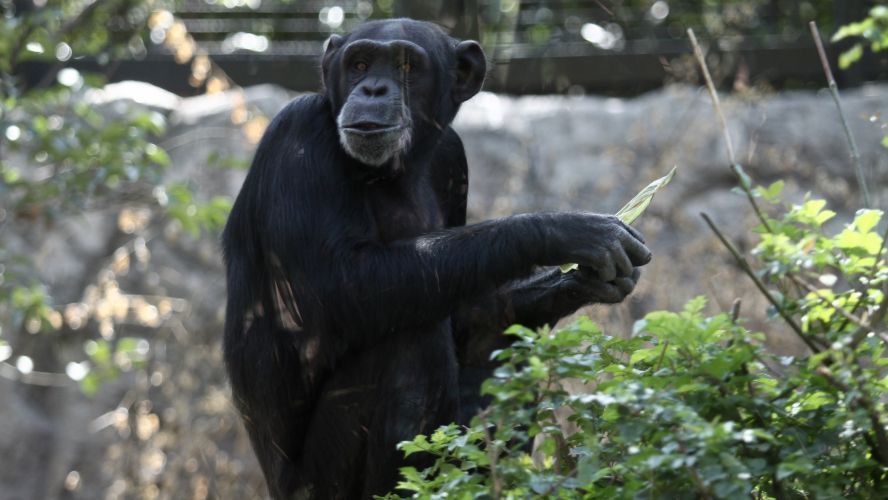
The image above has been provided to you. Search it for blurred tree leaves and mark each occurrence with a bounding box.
[0,0,232,390]
[833,5,888,151]
[833,5,888,69]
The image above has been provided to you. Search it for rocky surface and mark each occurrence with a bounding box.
[1,82,885,499]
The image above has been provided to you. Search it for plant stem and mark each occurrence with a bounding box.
[730,298,742,324]
[687,29,736,166]
[808,21,871,209]
[701,212,819,353]
[654,340,669,372]
[483,417,502,500]
[687,28,774,233]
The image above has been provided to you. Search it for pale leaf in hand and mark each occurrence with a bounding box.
[614,166,677,224]
[560,166,677,273]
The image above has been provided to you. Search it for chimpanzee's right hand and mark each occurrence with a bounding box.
[538,212,652,281]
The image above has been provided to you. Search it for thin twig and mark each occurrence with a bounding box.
[654,340,670,372]
[687,29,736,165]
[808,21,871,208]
[481,414,502,500]
[687,29,773,233]
[0,362,72,387]
[592,0,614,17]
[701,213,819,353]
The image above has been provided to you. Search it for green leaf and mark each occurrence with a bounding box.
[837,228,883,254]
[853,209,882,233]
[395,467,424,491]
[791,198,835,227]
[762,180,784,201]
[630,347,661,366]
[816,210,837,226]
[145,143,170,167]
[399,435,430,456]
[684,295,707,316]
[798,391,835,412]
[80,372,102,396]
[833,24,866,42]
[839,43,864,69]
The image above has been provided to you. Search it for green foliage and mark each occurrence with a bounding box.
[0,249,54,335]
[476,0,839,50]
[389,188,888,498]
[207,151,250,171]
[753,198,885,335]
[2,90,169,219]
[162,182,233,237]
[832,6,888,152]
[0,0,152,75]
[80,337,149,395]
[833,6,888,69]
[0,0,234,391]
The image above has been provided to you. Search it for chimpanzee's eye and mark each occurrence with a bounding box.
[402,62,411,72]
[354,61,368,72]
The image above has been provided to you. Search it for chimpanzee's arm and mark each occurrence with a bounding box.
[451,267,641,364]
[432,128,641,362]
[228,96,649,349]
[430,129,643,423]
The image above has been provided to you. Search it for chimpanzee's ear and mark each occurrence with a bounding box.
[324,34,344,53]
[453,40,486,103]
[321,34,344,86]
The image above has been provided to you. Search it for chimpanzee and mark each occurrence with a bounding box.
[222,18,650,499]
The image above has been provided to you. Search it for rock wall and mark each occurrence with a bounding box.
[1,82,885,499]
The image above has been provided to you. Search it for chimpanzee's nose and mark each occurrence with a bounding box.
[360,81,388,97]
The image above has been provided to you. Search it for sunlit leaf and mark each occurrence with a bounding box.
[839,43,864,69]
[852,209,882,233]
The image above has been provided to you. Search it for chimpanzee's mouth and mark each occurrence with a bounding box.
[343,122,402,134]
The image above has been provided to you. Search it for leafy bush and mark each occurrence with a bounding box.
[388,185,888,498]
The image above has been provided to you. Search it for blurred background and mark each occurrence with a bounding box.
[10,0,888,94]
[1,1,886,499]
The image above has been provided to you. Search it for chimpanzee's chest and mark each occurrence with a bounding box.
[366,175,444,243]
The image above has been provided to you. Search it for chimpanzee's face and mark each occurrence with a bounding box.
[322,19,486,167]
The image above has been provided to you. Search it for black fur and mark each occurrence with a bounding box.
[222,18,651,499]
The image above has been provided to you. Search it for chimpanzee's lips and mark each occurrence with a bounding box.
[343,122,403,134]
